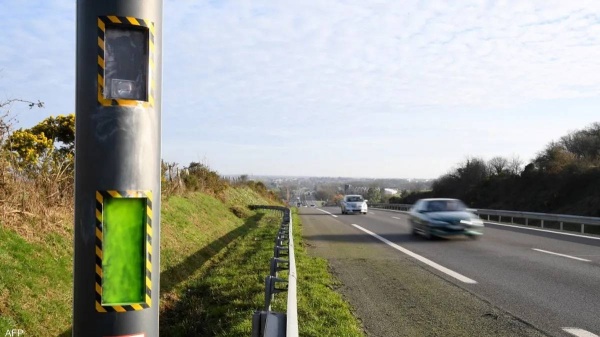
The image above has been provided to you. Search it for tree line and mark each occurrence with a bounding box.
[391,122,600,216]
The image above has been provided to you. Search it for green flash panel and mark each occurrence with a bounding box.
[102,197,146,305]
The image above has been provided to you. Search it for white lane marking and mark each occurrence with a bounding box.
[485,221,600,241]
[563,327,599,337]
[532,248,591,262]
[392,216,402,220]
[317,208,338,218]
[351,224,477,284]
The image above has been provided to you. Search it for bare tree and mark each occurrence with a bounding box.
[507,156,524,175]
[488,156,508,175]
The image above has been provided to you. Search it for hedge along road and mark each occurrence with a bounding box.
[300,206,600,337]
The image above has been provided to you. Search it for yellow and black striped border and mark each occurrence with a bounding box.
[97,16,155,107]
[95,190,153,312]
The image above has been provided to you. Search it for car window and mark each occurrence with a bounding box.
[446,200,467,211]
[425,201,440,212]
[425,200,466,212]
[346,196,363,202]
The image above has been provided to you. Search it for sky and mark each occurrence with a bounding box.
[1,0,600,179]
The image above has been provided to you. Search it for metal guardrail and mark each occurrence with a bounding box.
[249,205,298,337]
[474,209,600,234]
[369,203,412,211]
[369,203,600,235]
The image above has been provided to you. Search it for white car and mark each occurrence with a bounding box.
[341,195,368,214]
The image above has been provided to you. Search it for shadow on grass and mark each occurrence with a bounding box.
[58,211,265,337]
[160,211,272,337]
[160,212,265,294]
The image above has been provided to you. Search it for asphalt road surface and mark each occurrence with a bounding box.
[299,206,600,337]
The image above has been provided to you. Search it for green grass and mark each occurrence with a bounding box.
[160,211,279,336]
[293,210,364,337]
[161,208,364,336]
[159,187,275,295]
[0,228,72,336]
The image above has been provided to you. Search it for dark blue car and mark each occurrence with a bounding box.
[409,198,484,239]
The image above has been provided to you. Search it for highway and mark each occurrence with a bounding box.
[299,206,600,337]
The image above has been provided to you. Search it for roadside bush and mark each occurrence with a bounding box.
[181,162,229,196]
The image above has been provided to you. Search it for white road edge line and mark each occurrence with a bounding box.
[316,208,338,218]
[485,221,600,241]
[392,216,402,220]
[532,248,591,262]
[372,208,406,214]
[563,327,599,337]
[351,224,477,284]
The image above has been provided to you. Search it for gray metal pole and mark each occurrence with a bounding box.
[74,1,162,336]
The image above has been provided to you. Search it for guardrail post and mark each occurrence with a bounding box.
[252,311,286,337]
[252,311,265,337]
[581,224,585,233]
[274,245,289,258]
[264,276,288,311]
[541,219,544,228]
[560,222,563,230]
[270,257,289,277]
[525,218,528,226]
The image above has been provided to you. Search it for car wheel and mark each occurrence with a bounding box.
[467,234,480,240]
[423,226,432,240]
[411,225,418,236]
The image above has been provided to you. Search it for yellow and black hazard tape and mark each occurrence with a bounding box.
[95,190,153,313]
[97,16,155,107]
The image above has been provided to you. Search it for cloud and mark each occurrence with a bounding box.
[165,1,600,114]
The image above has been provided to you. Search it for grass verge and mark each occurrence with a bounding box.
[293,209,364,337]
[161,207,364,336]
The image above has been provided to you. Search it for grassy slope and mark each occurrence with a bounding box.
[0,229,72,336]
[159,186,277,321]
[0,186,274,336]
[160,187,273,296]
[0,185,363,336]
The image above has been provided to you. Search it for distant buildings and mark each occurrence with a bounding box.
[383,188,398,195]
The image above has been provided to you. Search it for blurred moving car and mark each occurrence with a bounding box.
[408,198,483,239]
[341,195,368,214]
